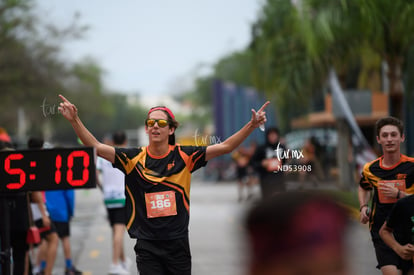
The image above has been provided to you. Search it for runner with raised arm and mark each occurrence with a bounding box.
[58,94,269,275]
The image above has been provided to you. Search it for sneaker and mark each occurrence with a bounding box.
[121,257,132,271]
[33,266,44,275]
[65,266,83,275]
[108,263,130,275]
[32,266,41,274]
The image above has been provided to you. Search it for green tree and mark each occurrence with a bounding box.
[252,0,414,122]
[0,0,87,141]
[357,0,414,119]
[106,93,147,131]
[178,49,259,132]
[250,0,323,131]
[249,0,414,189]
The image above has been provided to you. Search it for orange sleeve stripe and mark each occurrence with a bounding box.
[401,155,414,163]
[116,152,142,175]
[177,146,205,172]
[189,152,204,171]
[177,147,195,172]
[178,147,191,165]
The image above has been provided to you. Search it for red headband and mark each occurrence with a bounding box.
[148,106,175,120]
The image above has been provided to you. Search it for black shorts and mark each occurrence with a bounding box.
[236,167,248,180]
[134,238,191,275]
[34,219,57,240]
[53,221,70,238]
[373,238,413,272]
[107,207,126,226]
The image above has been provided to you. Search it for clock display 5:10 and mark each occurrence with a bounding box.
[0,147,96,192]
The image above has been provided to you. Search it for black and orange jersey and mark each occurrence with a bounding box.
[113,144,207,240]
[359,154,414,238]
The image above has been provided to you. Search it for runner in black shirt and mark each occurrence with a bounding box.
[58,94,269,275]
[380,195,414,274]
[358,116,414,275]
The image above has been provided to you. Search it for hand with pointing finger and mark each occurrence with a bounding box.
[58,94,78,122]
[251,101,270,129]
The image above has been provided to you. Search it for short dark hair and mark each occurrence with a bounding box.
[375,116,404,137]
[112,131,127,145]
[266,127,280,136]
[27,137,44,149]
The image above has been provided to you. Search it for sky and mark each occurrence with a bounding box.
[35,0,263,96]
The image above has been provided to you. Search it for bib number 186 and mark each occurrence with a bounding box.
[151,198,171,209]
[145,191,177,218]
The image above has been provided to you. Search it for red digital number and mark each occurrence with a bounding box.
[55,154,62,184]
[67,150,90,186]
[5,153,26,189]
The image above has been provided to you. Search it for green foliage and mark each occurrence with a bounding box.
[247,0,414,127]
[250,0,322,130]
[177,49,259,131]
[5,0,412,146]
[213,50,255,87]
[0,1,150,145]
[175,76,213,131]
[105,93,147,132]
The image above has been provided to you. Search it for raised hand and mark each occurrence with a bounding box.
[58,94,78,122]
[251,101,270,129]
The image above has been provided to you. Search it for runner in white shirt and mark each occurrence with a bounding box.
[97,131,131,275]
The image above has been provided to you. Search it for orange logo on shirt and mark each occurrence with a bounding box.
[167,161,175,171]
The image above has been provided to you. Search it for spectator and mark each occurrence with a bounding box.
[231,141,257,201]
[0,129,31,275]
[27,137,59,275]
[250,127,287,198]
[45,189,82,275]
[298,136,324,188]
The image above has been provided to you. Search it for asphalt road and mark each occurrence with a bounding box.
[49,177,378,275]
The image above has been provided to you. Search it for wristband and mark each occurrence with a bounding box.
[359,204,368,212]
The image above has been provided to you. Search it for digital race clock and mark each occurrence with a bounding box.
[0,147,96,192]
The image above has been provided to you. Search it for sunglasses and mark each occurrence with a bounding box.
[146,119,169,128]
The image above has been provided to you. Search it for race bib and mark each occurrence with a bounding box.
[378,180,405,204]
[145,191,177,218]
